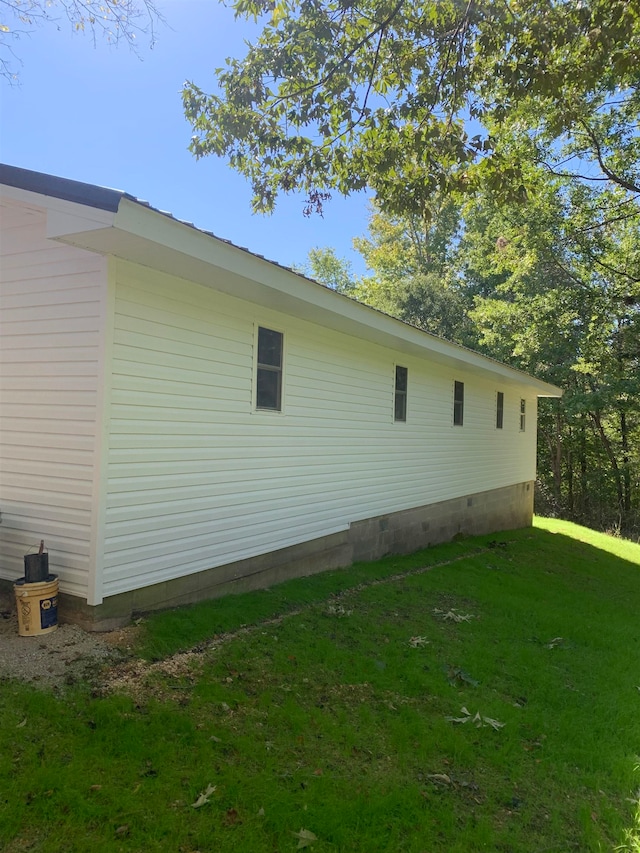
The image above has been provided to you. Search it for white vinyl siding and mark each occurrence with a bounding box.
[0,199,106,598]
[101,259,538,598]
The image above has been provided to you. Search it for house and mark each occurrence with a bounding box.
[0,165,562,629]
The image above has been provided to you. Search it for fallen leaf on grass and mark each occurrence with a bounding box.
[426,773,452,785]
[546,637,564,649]
[446,706,472,724]
[224,807,240,825]
[409,636,430,647]
[16,718,27,728]
[446,707,505,730]
[292,828,318,849]
[192,784,216,808]
[483,716,506,731]
[434,608,475,623]
[446,666,479,687]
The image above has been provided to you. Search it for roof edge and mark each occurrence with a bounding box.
[0,163,125,213]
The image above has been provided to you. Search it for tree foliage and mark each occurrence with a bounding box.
[335,177,640,537]
[303,246,356,293]
[184,0,640,218]
[0,0,162,80]
[351,199,478,344]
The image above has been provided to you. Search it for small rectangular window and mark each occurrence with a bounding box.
[394,366,408,422]
[453,380,464,426]
[256,326,283,411]
[520,398,526,431]
[496,391,504,429]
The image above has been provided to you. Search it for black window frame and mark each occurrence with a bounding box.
[394,365,408,422]
[255,326,283,412]
[520,398,526,432]
[453,380,464,426]
[496,391,504,429]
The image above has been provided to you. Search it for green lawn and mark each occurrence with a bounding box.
[2,519,639,852]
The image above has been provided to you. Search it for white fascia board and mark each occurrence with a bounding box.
[0,183,115,235]
[55,196,563,398]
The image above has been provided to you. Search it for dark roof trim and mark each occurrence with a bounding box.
[0,163,127,213]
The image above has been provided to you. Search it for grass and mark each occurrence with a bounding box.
[1,518,639,852]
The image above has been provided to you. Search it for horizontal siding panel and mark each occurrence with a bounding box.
[1,330,99,350]
[0,403,97,421]
[113,343,249,374]
[0,455,94,478]
[3,430,95,452]
[1,361,99,378]
[1,375,99,392]
[1,347,100,364]
[112,357,243,387]
[104,469,384,499]
[0,200,103,597]
[4,499,92,527]
[2,389,98,406]
[111,374,249,401]
[114,311,243,353]
[0,251,103,279]
[1,528,91,559]
[117,266,248,320]
[0,299,101,325]
[112,328,236,364]
[1,283,102,310]
[0,417,97,436]
[1,470,94,496]
[115,292,247,340]
[0,317,101,339]
[102,463,499,516]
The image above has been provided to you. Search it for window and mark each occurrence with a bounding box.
[496,391,504,429]
[520,398,526,431]
[394,366,408,422]
[453,380,464,426]
[256,326,283,411]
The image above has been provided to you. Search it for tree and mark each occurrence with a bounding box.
[184,0,640,220]
[349,198,476,344]
[461,178,640,536]
[0,0,162,80]
[303,246,356,293]
[311,172,640,537]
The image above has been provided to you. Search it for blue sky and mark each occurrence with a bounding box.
[0,0,371,274]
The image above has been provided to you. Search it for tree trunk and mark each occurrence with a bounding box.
[590,410,623,525]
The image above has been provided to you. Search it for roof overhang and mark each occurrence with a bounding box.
[0,164,563,397]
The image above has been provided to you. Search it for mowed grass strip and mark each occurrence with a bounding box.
[1,519,639,852]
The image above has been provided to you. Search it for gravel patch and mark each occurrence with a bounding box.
[0,588,133,691]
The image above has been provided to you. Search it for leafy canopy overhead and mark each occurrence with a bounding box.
[184,0,640,217]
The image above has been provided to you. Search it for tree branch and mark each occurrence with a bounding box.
[271,0,404,107]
